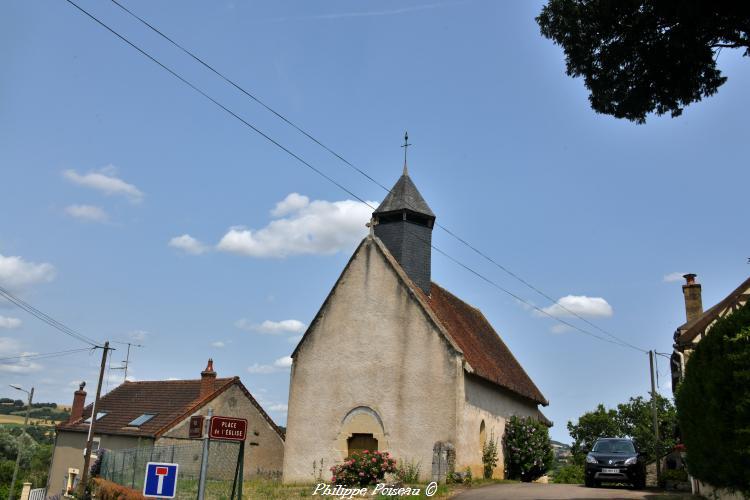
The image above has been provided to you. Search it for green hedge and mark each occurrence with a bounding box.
[676,301,750,495]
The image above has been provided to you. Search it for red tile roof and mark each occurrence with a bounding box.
[427,284,548,406]
[56,377,284,440]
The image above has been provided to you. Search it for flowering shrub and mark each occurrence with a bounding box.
[503,415,553,482]
[91,478,145,499]
[330,450,397,486]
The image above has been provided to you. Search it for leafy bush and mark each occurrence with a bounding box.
[676,301,750,495]
[92,478,145,499]
[502,416,553,482]
[395,458,421,483]
[661,468,688,483]
[330,450,397,486]
[552,464,584,484]
[482,429,499,479]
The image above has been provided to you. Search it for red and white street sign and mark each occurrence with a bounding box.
[209,416,247,441]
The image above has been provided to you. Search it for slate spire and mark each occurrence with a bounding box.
[373,165,435,294]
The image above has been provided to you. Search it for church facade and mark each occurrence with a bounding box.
[282,166,549,482]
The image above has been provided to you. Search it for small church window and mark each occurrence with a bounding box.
[348,433,379,457]
[479,420,486,449]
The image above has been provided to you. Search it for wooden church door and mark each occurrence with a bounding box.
[347,433,379,456]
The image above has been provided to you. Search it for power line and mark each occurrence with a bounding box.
[0,285,102,347]
[61,0,645,354]
[105,0,646,353]
[0,347,94,363]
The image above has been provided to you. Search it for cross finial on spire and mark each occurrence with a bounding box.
[401,131,411,175]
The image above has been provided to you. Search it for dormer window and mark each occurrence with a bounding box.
[83,412,107,423]
[128,413,156,427]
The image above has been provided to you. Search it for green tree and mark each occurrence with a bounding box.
[616,394,676,461]
[567,404,621,459]
[536,1,750,123]
[676,301,750,494]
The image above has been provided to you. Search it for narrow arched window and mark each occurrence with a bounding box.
[479,420,486,449]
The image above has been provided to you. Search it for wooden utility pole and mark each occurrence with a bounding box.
[649,350,661,485]
[79,341,111,497]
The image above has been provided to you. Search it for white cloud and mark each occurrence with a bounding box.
[65,204,109,222]
[267,403,288,413]
[63,166,144,202]
[540,295,614,318]
[247,356,293,374]
[550,324,572,334]
[271,193,310,217]
[211,341,226,348]
[169,234,209,255]
[0,316,21,329]
[663,272,686,283]
[0,338,41,374]
[216,193,374,258]
[235,319,306,335]
[0,253,56,290]
[128,330,149,341]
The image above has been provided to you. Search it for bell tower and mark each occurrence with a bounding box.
[372,140,435,294]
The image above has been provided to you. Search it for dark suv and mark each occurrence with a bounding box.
[584,438,646,489]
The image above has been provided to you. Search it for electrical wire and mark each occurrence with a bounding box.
[0,285,102,347]
[105,0,647,354]
[0,347,94,363]
[61,0,647,354]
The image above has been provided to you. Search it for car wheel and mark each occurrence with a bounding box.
[633,478,645,490]
[584,478,594,487]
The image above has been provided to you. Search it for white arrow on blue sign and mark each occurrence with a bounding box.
[143,462,179,498]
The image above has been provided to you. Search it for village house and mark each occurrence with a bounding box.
[47,360,284,496]
[283,165,550,483]
[670,274,750,392]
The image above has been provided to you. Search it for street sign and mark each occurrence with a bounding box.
[189,415,204,439]
[143,462,179,498]
[209,416,247,441]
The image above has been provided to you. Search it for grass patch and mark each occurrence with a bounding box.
[0,414,57,426]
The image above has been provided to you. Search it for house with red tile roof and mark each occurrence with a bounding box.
[282,166,549,482]
[47,360,284,496]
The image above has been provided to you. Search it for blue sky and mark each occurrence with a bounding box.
[1,0,748,443]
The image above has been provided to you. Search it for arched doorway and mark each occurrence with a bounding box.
[337,406,387,458]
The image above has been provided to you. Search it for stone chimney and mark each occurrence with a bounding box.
[70,382,86,422]
[682,273,703,323]
[200,359,217,398]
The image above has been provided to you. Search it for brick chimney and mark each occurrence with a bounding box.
[200,359,217,398]
[70,382,86,422]
[682,273,703,323]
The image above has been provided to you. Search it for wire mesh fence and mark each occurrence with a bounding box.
[100,440,242,499]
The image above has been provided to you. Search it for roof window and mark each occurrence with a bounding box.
[128,413,156,427]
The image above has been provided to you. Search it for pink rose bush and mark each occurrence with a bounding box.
[330,450,398,486]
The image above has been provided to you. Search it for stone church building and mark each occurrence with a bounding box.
[283,166,550,482]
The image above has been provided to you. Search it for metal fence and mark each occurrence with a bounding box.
[28,488,45,500]
[99,440,242,499]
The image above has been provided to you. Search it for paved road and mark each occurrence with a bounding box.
[453,483,690,499]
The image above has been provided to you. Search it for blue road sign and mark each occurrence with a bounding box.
[143,462,179,498]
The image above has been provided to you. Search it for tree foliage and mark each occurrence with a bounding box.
[537,1,750,123]
[0,427,53,499]
[502,416,554,482]
[567,394,677,462]
[676,301,750,494]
